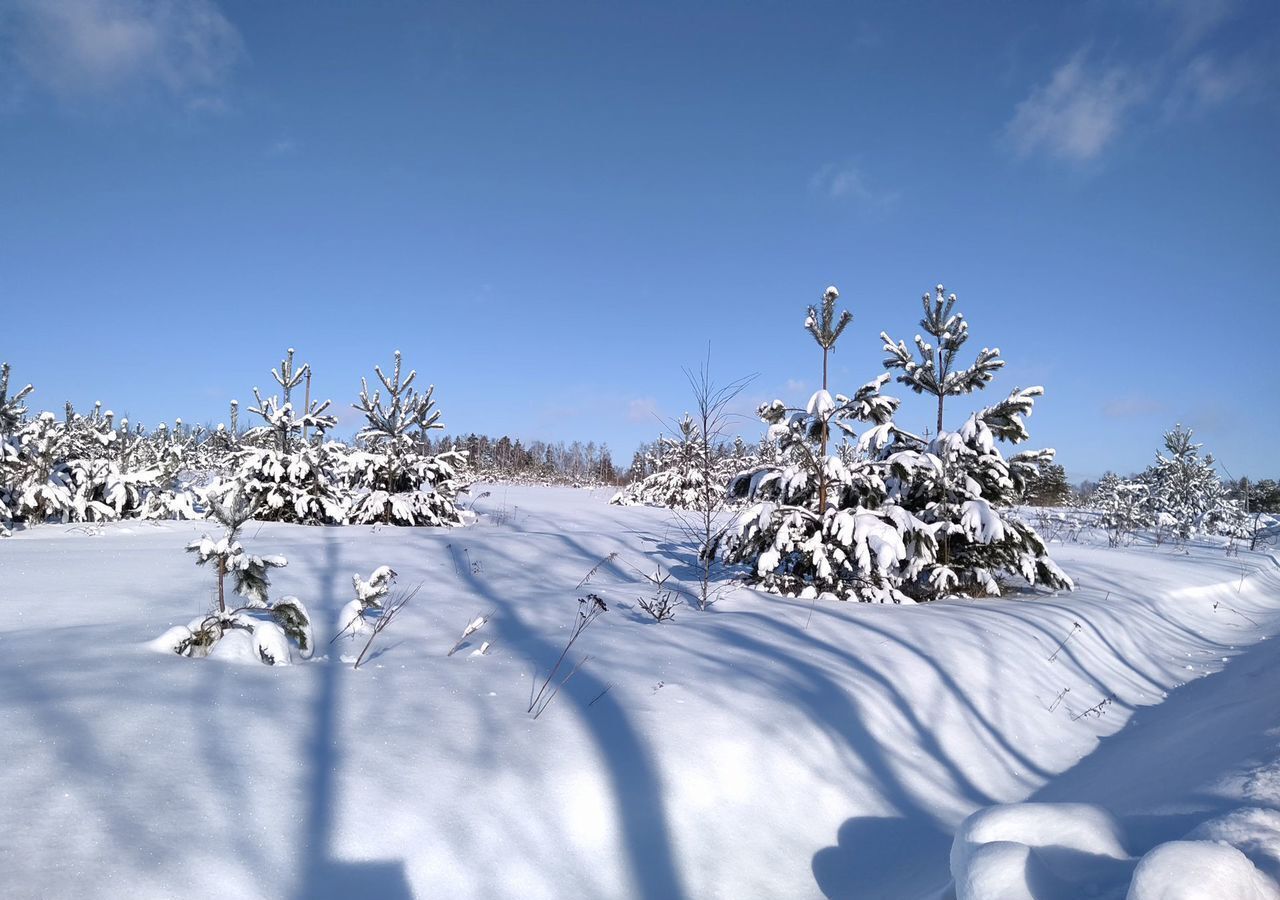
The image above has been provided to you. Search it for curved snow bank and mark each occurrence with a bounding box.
[951,803,1130,899]
[951,803,1280,899]
[1127,841,1278,900]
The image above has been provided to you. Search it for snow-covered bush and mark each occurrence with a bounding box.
[335,565,397,641]
[159,484,313,665]
[345,351,466,527]
[710,283,1072,603]
[1092,473,1152,547]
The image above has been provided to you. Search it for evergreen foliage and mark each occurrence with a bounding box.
[169,483,313,665]
[346,351,466,526]
[234,349,344,524]
[710,282,1073,603]
[1017,460,1072,507]
[1140,424,1243,540]
[611,415,731,510]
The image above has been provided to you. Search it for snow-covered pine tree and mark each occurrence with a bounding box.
[234,349,345,524]
[711,281,1073,603]
[806,286,853,513]
[710,367,916,601]
[165,483,313,665]
[345,351,466,527]
[1091,472,1151,547]
[611,414,723,509]
[138,420,202,520]
[1016,460,1072,507]
[881,285,1004,436]
[0,363,34,534]
[1139,424,1243,540]
[877,286,1071,598]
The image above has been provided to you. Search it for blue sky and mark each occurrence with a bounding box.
[1,0,1277,479]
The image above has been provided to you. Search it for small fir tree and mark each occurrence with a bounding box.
[346,351,466,526]
[235,349,344,524]
[711,280,1072,602]
[168,483,313,664]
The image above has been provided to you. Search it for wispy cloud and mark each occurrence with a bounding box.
[1102,393,1167,419]
[1006,52,1147,162]
[1155,0,1239,50]
[266,137,298,157]
[808,162,898,207]
[1006,0,1268,165]
[0,0,243,109]
[1164,52,1263,117]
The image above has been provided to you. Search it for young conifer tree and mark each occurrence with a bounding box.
[0,363,34,534]
[805,287,853,513]
[346,351,466,526]
[236,349,344,524]
[881,285,1004,436]
[171,482,313,664]
[712,280,1072,602]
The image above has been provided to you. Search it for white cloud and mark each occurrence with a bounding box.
[1165,53,1262,116]
[1102,393,1167,419]
[809,162,898,207]
[267,137,298,157]
[1155,0,1239,50]
[1006,53,1147,162]
[1006,2,1268,166]
[1,0,242,107]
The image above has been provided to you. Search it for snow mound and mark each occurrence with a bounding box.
[1186,808,1280,886]
[951,803,1131,898]
[954,840,1051,900]
[1127,840,1280,900]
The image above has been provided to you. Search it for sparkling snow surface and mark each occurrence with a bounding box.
[1,485,1278,899]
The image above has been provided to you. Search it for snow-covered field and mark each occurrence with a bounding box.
[2,484,1278,899]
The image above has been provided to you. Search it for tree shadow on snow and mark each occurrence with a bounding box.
[293,528,413,900]
[457,529,691,900]
[812,815,954,900]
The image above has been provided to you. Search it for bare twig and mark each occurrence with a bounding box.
[353,583,421,670]
[1047,621,1081,662]
[576,552,619,589]
[1071,694,1115,721]
[528,593,608,716]
[587,682,616,707]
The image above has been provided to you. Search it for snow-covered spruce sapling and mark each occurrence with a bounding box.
[165,484,313,665]
[881,285,1004,437]
[712,280,1072,602]
[1138,424,1244,542]
[334,565,398,642]
[347,350,467,527]
[0,363,34,534]
[806,286,853,513]
[528,593,608,719]
[236,349,343,524]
